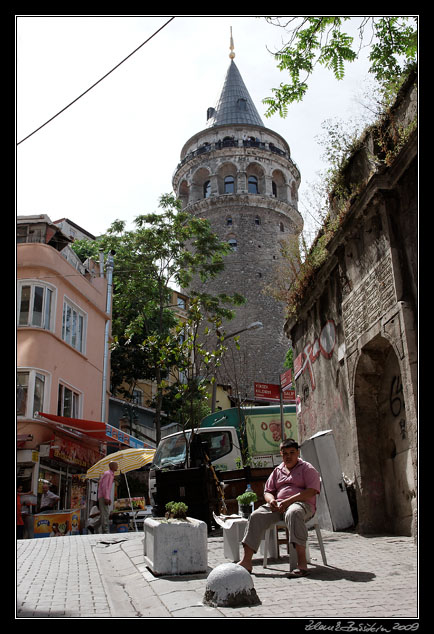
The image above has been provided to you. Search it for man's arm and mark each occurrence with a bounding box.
[276,488,319,512]
[264,491,279,510]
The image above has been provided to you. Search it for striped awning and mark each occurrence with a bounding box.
[36,412,147,449]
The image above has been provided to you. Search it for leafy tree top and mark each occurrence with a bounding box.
[263,16,417,117]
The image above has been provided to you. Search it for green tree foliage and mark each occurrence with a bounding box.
[71,194,245,442]
[263,16,417,117]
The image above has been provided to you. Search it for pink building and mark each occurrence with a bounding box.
[17,215,112,519]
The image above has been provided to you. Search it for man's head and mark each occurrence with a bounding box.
[280,438,300,469]
[109,461,118,472]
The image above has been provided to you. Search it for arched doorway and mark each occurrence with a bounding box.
[354,335,415,535]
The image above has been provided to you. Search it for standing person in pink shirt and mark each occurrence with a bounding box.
[238,439,320,577]
[98,461,118,533]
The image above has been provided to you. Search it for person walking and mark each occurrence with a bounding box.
[97,461,118,533]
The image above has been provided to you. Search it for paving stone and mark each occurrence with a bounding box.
[16,530,418,620]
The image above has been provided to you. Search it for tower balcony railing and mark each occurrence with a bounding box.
[175,138,300,174]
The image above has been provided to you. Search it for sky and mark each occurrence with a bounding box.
[16,15,377,244]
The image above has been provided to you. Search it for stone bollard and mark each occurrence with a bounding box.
[203,563,261,607]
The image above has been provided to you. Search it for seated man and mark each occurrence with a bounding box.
[238,438,320,577]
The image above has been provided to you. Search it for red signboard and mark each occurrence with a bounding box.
[283,389,296,401]
[280,368,293,390]
[294,353,303,378]
[254,382,295,403]
[50,435,103,468]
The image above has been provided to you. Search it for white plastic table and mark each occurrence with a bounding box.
[213,514,278,562]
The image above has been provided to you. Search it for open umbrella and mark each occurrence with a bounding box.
[86,448,156,531]
[86,447,155,478]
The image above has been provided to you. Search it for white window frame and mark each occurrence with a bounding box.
[17,368,50,418]
[61,296,87,354]
[57,381,82,418]
[17,280,56,331]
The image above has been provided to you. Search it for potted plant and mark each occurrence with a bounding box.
[236,490,258,518]
[165,501,188,520]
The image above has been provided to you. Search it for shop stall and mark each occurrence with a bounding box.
[17,413,150,537]
[33,509,81,538]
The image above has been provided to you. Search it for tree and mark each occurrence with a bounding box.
[263,16,417,117]
[71,194,244,443]
[155,295,230,439]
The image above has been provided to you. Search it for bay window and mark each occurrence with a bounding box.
[17,370,47,418]
[18,281,55,330]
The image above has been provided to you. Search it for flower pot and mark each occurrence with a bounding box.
[239,504,253,519]
[143,516,208,576]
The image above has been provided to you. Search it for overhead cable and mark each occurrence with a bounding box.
[17,16,175,146]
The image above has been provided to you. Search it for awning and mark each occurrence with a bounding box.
[17,433,33,448]
[36,413,148,449]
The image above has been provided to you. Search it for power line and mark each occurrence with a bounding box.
[17,16,175,146]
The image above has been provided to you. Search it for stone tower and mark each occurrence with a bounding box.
[172,36,303,402]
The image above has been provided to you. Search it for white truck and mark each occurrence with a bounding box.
[148,405,297,523]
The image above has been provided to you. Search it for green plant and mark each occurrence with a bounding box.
[262,16,417,115]
[236,491,258,506]
[165,501,188,519]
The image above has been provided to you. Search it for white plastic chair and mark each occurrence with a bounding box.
[263,515,327,571]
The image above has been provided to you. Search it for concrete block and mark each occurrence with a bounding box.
[143,517,207,576]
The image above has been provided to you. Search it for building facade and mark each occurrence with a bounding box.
[17,215,118,525]
[285,71,418,537]
[172,47,303,401]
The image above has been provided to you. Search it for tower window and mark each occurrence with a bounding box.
[255,215,261,226]
[248,175,258,194]
[280,222,284,232]
[226,217,233,226]
[237,98,247,111]
[203,180,211,198]
[228,238,237,251]
[224,176,235,194]
[272,181,277,197]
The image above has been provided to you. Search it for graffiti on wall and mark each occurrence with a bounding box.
[298,390,344,439]
[390,374,407,440]
[294,319,337,391]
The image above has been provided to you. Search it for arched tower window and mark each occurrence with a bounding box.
[178,180,189,209]
[248,175,259,194]
[191,167,211,204]
[272,169,287,202]
[203,180,211,198]
[228,238,237,251]
[226,217,233,226]
[224,176,235,194]
[255,215,261,226]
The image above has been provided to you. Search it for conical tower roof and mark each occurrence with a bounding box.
[206,59,264,128]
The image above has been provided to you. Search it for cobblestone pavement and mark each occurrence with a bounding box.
[16,528,419,621]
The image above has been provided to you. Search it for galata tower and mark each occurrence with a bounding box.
[172,34,303,404]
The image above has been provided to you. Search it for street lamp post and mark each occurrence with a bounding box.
[211,321,263,412]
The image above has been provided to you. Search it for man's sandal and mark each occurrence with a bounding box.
[287,568,309,577]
